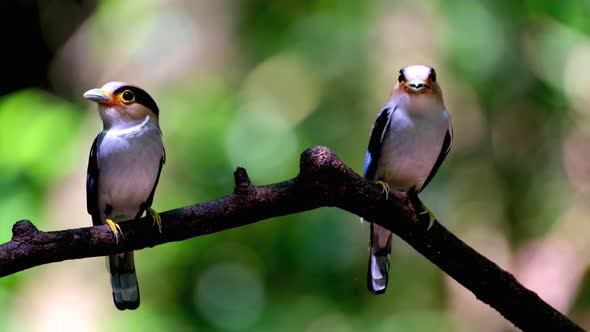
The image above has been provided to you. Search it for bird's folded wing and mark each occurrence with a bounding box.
[86,132,104,226]
[363,106,395,180]
[419,123,453,192]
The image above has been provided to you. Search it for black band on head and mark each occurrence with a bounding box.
[429,68,437,82]
[114,85,159,116]
[398,69,405,83]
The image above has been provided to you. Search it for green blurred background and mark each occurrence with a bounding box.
[1,0,590,331]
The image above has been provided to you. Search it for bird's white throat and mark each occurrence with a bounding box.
[108,116,151,137]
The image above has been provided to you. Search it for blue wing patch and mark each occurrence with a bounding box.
[363,151,373,177]
[363,106,394,180]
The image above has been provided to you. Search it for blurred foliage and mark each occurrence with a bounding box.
[2,0,590,331]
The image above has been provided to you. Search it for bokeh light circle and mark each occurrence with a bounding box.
[195,263,265,330]
[225,107,298,182]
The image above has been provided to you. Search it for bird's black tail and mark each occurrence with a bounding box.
[108,251,140,310]
[367,223,392,294]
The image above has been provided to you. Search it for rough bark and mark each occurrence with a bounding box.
[0,146,583,332]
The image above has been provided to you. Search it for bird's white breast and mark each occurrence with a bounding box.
[97,120,163,222]
[377,107,449,191]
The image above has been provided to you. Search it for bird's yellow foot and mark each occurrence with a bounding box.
[147,207,162,233]
[407,187,436,230]
[418,205,436,230]
[375,180,390,200]
[105,218,122,244]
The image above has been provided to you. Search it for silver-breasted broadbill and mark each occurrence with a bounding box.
[363,65,453,294]
[84,82,165,310]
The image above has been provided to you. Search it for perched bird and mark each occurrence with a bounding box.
[363,65,453,294]
[84,82,165,310]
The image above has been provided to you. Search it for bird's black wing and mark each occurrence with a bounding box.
[363,106,395,180]
[419,124,453,192]
[87,132,104,226]
[144,147,166,209]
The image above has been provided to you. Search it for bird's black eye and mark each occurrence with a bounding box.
[120,90,135,103]
[429,69,437,82]
[398,70,405,83]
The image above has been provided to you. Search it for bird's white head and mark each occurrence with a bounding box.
[394,65,441,96]
[84,81,160,130]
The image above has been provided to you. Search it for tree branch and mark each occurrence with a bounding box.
[0,146,583,331]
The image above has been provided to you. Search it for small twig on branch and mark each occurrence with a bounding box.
[0,146,583,332]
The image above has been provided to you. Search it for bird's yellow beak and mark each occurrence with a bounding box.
[83,88,116,106]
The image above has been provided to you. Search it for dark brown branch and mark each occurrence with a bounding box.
[0,146,583,331]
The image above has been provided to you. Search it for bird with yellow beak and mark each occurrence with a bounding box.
[84,82,165,310]
[363,65,453,294]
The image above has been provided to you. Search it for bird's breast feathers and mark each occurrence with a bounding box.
[377,106,449,191]
[97,120,163,221]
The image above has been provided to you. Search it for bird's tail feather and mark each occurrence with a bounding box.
[108,251,140,310]
[367,223,392,294]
